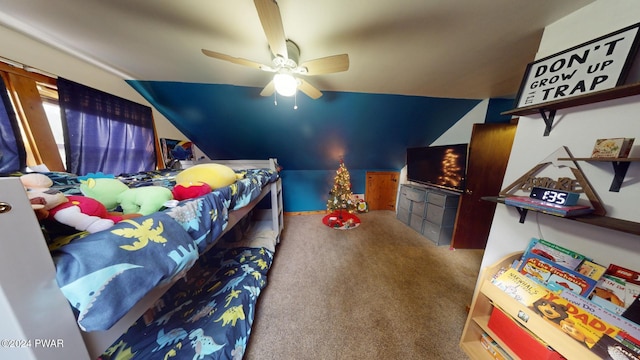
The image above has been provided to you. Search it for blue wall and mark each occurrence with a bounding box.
[128,81,483,211]
[485,98,515,123]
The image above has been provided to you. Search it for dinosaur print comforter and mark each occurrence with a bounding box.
[98,245,273,360]
[51,168,278,332]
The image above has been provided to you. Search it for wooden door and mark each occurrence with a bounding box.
[451,122,517,249]
[365,171,399,211]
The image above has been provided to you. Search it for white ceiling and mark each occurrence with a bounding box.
[0,0,594,99]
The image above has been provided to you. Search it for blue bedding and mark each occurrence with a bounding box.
[51,168,278,331]
[97,245,273,360]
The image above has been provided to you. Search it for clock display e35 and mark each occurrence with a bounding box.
[529,187,580,206]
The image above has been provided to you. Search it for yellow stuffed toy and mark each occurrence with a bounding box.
[174,163,240,190]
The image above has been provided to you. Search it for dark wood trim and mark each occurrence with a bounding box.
[503,82,640,117]
[483,196,640,236]
[0,61,57,86]
[3,71,65,171]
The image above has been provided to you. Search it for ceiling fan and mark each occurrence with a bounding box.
[202,0,349,101]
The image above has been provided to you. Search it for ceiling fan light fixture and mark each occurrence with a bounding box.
[202,2,347,101]
[273,73,298,97]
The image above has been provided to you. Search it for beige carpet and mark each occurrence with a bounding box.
[244,210,483,359]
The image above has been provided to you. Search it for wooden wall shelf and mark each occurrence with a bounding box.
[502,82,640,117]
[558,157,640,192]
[501,82,640,136]
[482,196,640,236]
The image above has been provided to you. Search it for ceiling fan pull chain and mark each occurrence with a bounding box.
[294,91,298,110]
[274,92,278,106]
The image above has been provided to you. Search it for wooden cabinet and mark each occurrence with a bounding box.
[365,171,399,211]
[396,184,459,245]
[460,253,600,360]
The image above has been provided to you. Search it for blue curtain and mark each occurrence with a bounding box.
[57,78,156,176]
[0,79,26,173]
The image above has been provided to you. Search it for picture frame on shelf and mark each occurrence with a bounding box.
[514,22,640,109]
[159,138,194,169]
[591,138,635,158]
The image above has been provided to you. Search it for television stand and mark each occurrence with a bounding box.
[396,183,460,246]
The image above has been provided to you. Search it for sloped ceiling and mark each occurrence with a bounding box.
[0,0,594,99]
[129,81,483,170]
[0,0,599,211]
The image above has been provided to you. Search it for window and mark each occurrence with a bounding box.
[36,81,66,167]
[57,77,158,175]
[0,59,163,174]
[42,101,66,165]
[0,62,65,171]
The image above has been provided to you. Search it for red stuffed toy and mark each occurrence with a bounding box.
[48,195,124,233]
[172,182,212,201]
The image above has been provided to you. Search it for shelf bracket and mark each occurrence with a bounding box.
[515,207,528,223]
[609,161,631,192]
[539,109,556,136]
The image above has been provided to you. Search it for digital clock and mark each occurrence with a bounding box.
[529,187,580,206]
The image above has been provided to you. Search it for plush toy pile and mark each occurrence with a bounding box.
[21,173,122,233]
[20,163,242,235]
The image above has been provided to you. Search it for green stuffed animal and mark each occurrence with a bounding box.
[80,178,173,216]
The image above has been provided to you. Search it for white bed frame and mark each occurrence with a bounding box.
[0,158,283,360]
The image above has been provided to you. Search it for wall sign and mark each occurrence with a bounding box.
[515,22,640,108]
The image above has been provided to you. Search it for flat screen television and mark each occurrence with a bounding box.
[406,143,468,193]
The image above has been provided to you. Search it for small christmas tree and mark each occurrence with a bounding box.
[438,148,464,189]
[326,159,357,215]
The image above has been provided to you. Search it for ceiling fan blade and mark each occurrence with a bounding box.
[260,80,275,97]
[254,0,288,59]
[299,54,349,75]
[202,49,273,71]
[298,79,323,99]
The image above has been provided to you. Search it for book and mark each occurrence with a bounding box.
[590,334,640,359]
[591,264,640,314]
[617,330,640,355]
[480,332,513,360]
[530,292,625,349]
[592,275,628,315]
[491,267,550,306]
[623,296,640,329]
[518,252,597,297]
[578,260,607,281]
[560,289,640,342]
[591,137,635,158]
[607,264,640,309]
[523,238,586,271]
[504,196,594,217]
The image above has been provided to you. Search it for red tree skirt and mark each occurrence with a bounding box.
[322,210,361,230]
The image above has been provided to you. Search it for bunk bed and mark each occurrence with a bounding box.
[0,158,283,360]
